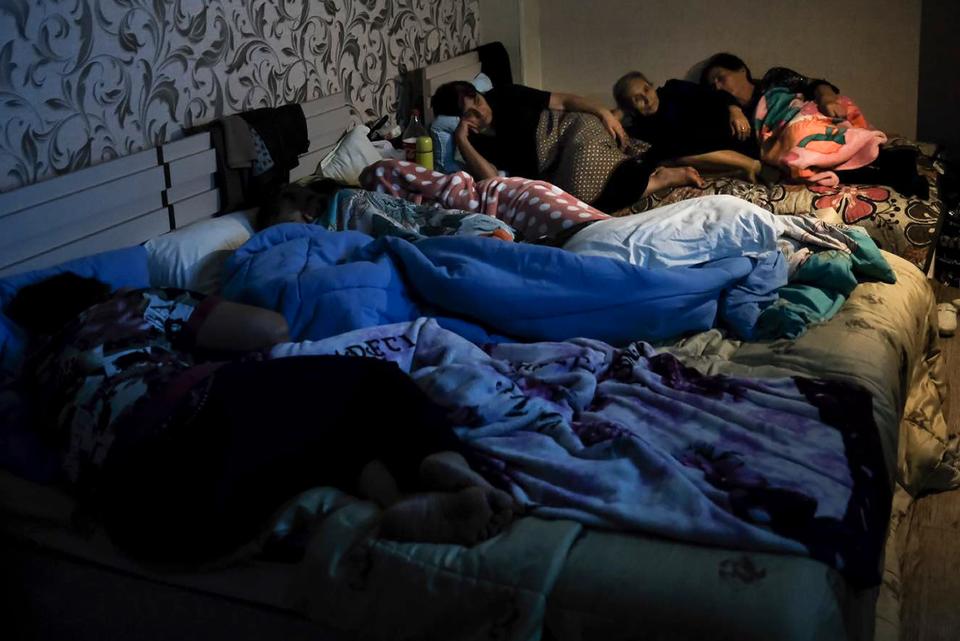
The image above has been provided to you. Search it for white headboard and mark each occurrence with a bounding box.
[0,132,218,277]
[291,92,352,182]
[420,51,482,125]
[0,92,351,277]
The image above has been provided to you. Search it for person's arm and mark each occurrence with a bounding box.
[454,120,499,181]
[761,67,845,118]
[191,299,290,352]
[548,92,627,148]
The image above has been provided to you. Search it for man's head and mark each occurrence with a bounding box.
[430,81,494,130]
[256,179,342,229]
[612,72,659,117]
[700,53,754,103]
[6,273,112,336]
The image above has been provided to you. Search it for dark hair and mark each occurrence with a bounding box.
[5,273,112,335]
[256,178,343,229]
[699,53,753,85]
[612,71,651,112]
[430,80,478,117]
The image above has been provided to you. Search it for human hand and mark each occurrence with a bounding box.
[600,110,628,149]
[454,118,479,143]
[647,166,706,192]
[728,107,751,141]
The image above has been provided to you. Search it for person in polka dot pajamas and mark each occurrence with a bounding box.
[359,159,610,242]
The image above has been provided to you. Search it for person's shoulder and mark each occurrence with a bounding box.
[661,79,704,95]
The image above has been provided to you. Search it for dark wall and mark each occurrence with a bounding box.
[918,0,960,147]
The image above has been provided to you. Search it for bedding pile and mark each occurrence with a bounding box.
[755,88,886,186]
[221,224,786,345]
[272,318,890,588]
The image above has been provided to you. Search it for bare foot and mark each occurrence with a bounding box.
[421,451,520,530]
[647,166,706,193]
[380,487,501,546]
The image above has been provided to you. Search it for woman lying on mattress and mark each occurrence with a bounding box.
[699,52,927,195]
[6,274,515,563]
[430,80,705,213]
[610,71,763,182]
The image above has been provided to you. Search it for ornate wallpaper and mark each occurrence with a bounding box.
[0,0,479,192]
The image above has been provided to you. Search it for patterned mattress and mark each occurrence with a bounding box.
[618,139,945,272]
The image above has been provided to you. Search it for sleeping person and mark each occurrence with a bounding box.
[699,53,926,195]
[262,159,693,247]
[430,80,705,213]
[6,273,515,563]
[611,71,762,182]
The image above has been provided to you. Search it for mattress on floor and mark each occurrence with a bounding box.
[0,252,953,641]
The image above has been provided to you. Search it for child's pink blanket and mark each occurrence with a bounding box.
[755,87,887,186]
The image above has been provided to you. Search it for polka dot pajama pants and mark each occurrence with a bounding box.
[359,160,610,241]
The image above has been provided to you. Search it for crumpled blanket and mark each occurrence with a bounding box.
[756,87,887,186]
[271,318,891,588]
[315,187,517,242]
[222,224,789,345]
[563,195,896,338]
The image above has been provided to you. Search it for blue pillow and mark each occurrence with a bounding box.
[430,115,466,174]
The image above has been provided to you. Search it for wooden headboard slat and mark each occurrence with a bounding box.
[0,92,351,277]
[171,190,220,229]
[0,147,158,218]
[161,132,213,163]
[0,210,171,277]
[165,174,217,207]
[420,52,484,125]
[424,52,480,80]
[167,148,217,188]
[301,93,351,119]
[0,168,167,270]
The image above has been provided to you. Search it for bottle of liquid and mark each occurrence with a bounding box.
[401,109,428,162]
[415,135,434,170]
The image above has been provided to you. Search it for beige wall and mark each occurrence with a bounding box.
[479,0,523,81]
[537,0,921,138]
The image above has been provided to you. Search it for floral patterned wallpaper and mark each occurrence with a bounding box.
[0,0,479,192]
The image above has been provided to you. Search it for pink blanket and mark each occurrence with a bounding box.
[755,87,887,186]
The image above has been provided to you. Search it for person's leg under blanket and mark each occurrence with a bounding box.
[99,356,512,562]
[359,159,610,242]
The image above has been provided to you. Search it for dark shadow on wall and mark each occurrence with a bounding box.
[918,0,960,147]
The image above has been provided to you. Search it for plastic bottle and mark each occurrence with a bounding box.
[401,109,428,162]
[415,135,434,170]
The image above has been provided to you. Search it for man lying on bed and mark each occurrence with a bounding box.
[430,80,706,213]
[6,274,515,564]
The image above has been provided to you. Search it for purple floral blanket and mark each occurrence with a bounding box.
[272,318,890,587]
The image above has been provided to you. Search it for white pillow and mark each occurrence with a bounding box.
[319,125,382,186]
[144,211,257,294]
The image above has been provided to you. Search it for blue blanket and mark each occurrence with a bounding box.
[222,224,784,345]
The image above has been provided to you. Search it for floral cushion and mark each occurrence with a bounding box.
[620,139,944,271]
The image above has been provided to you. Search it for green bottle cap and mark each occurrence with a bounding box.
[416,135,433,152]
